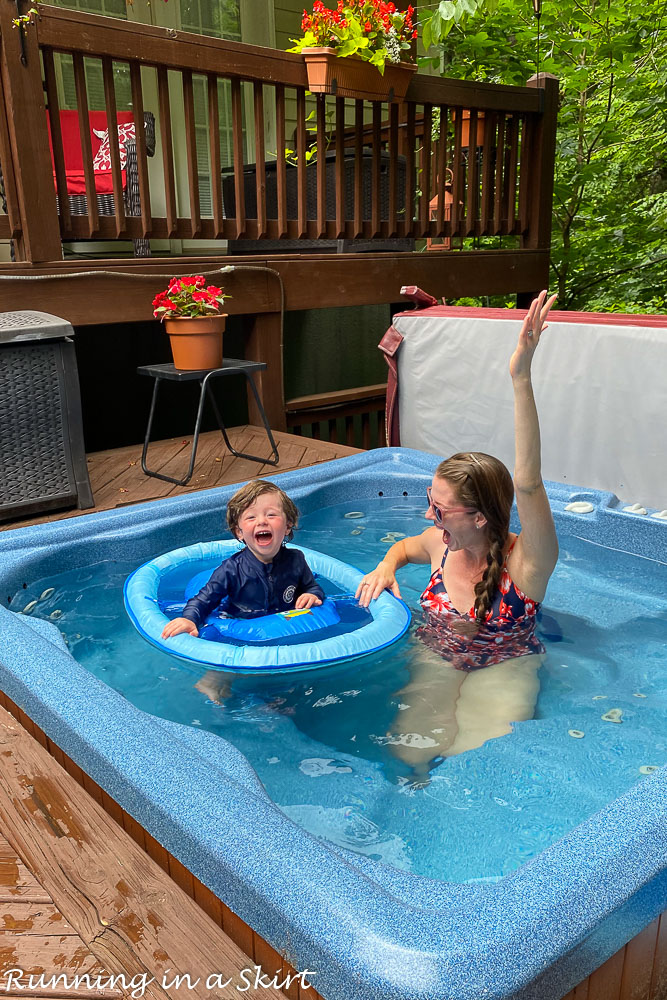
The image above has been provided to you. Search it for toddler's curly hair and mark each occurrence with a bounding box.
[226,479,299,541]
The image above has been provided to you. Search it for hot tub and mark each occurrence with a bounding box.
[0,448,665,1000]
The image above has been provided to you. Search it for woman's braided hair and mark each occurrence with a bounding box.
[435,452,514,624]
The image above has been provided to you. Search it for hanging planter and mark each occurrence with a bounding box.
[302,47,416,102]
[163,315,226,371]
[152,275,230,371]
[288,0,417,103]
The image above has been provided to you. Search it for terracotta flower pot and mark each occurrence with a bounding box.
[451,109,486,149]
[302,48,416,102]
[164,315,226,371]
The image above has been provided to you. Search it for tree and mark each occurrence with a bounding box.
[420,0,667,311]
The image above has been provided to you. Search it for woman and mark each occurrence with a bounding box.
[356,290,559,781]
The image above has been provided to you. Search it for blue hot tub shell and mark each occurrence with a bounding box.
[0,448,665,1000]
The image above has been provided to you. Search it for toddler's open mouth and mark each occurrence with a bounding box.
[254,530,274,546]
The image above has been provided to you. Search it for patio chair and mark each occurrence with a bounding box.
[0,110,155,260]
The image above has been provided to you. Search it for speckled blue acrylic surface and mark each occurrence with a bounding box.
[0,448,665,1000]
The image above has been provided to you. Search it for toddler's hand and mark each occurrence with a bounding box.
[162,617,199,639]
[295,593,323,610]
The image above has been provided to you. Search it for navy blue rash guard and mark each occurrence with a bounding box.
[181,545,326,626]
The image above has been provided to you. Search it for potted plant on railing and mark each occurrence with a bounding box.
[288,0,417,102]
[153,276,230,371]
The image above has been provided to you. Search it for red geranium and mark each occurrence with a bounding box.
[152,275,230,320]
[290,0,416,73]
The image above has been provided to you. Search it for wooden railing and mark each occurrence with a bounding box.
[286,384,386,448]
[0,4,558,263]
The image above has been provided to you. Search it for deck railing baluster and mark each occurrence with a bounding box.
[42,48,70,236]
[275,85,287,237]
[72,53,98,238]
[493,113,505,237]
[451,108,464,241]
[506,113,519,235]
[316,94,327,237]
[388,102,398,237]
[465,109,478,237]
[517,115,529,237]
[101,56,125,238]
[231,78,245,239]
[434,103,448,238]
[157,67,177,238]
[128,61,151,238]
[208,75,223,238]
[405,101,416,239]
[182,69,200,237]
[335,96,345,239]
[419,103,432,237]
[296,88,307,237]
[371,102,381,237]
[253,82,266,238]
[480,110,495,237]
[353,100,364,238]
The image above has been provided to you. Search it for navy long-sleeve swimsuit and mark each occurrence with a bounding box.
[181,545,326,626]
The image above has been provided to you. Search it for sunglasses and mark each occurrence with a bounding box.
[426,486,477,526]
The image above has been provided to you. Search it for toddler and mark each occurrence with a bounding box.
[162,479,324,640]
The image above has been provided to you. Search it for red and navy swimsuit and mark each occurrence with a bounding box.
[418,540,544,671]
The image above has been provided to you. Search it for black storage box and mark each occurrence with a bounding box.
[222,150,414,255]
[0,311,94,522]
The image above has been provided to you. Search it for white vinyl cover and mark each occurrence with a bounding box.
[394,312,667,508]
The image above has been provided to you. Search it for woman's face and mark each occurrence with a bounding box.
[426,476,483,550]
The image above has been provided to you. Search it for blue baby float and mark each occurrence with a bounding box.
[124,541,410,673]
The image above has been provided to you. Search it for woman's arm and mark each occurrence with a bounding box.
[356,527,440,607]
[508,290,559,602]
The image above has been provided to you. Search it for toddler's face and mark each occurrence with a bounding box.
[234,492,291,563]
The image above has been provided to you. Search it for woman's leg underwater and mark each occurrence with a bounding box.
[385,646,466,780]
[443,653,542,757]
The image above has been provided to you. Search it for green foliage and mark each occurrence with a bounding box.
[420,0,667,312]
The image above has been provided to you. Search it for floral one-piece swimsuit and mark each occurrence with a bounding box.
[418,540,545,671]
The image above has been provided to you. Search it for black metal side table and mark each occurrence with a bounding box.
[138,360,280,486]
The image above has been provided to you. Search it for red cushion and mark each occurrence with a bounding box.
[48,110,136,196]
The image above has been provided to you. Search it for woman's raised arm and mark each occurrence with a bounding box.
[508,290,559,602]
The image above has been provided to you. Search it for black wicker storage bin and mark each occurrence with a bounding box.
[222,150,414,255]
[0,311,94,522]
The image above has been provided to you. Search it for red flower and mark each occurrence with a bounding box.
[364,20,371,30]
[411,28,417,37]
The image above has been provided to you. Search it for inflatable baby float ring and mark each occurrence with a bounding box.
[124,541,410,673]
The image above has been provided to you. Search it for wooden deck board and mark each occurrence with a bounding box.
[1,427,361,533]
[0,707,288,999]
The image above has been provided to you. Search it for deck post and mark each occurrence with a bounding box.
[517,72,558,305]
[0,0,62,262]
[244,311,287,432]
[523,72,559,251]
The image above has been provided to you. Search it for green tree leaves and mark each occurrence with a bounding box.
[422,0,667,309]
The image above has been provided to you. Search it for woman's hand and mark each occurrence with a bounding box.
[162,617,199,639]
[294,593,322,610]
[509,290,557,381]
[355,562,402,608]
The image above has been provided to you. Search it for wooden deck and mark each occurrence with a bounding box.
[0,704,305,1000]
[1,427,361,533]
